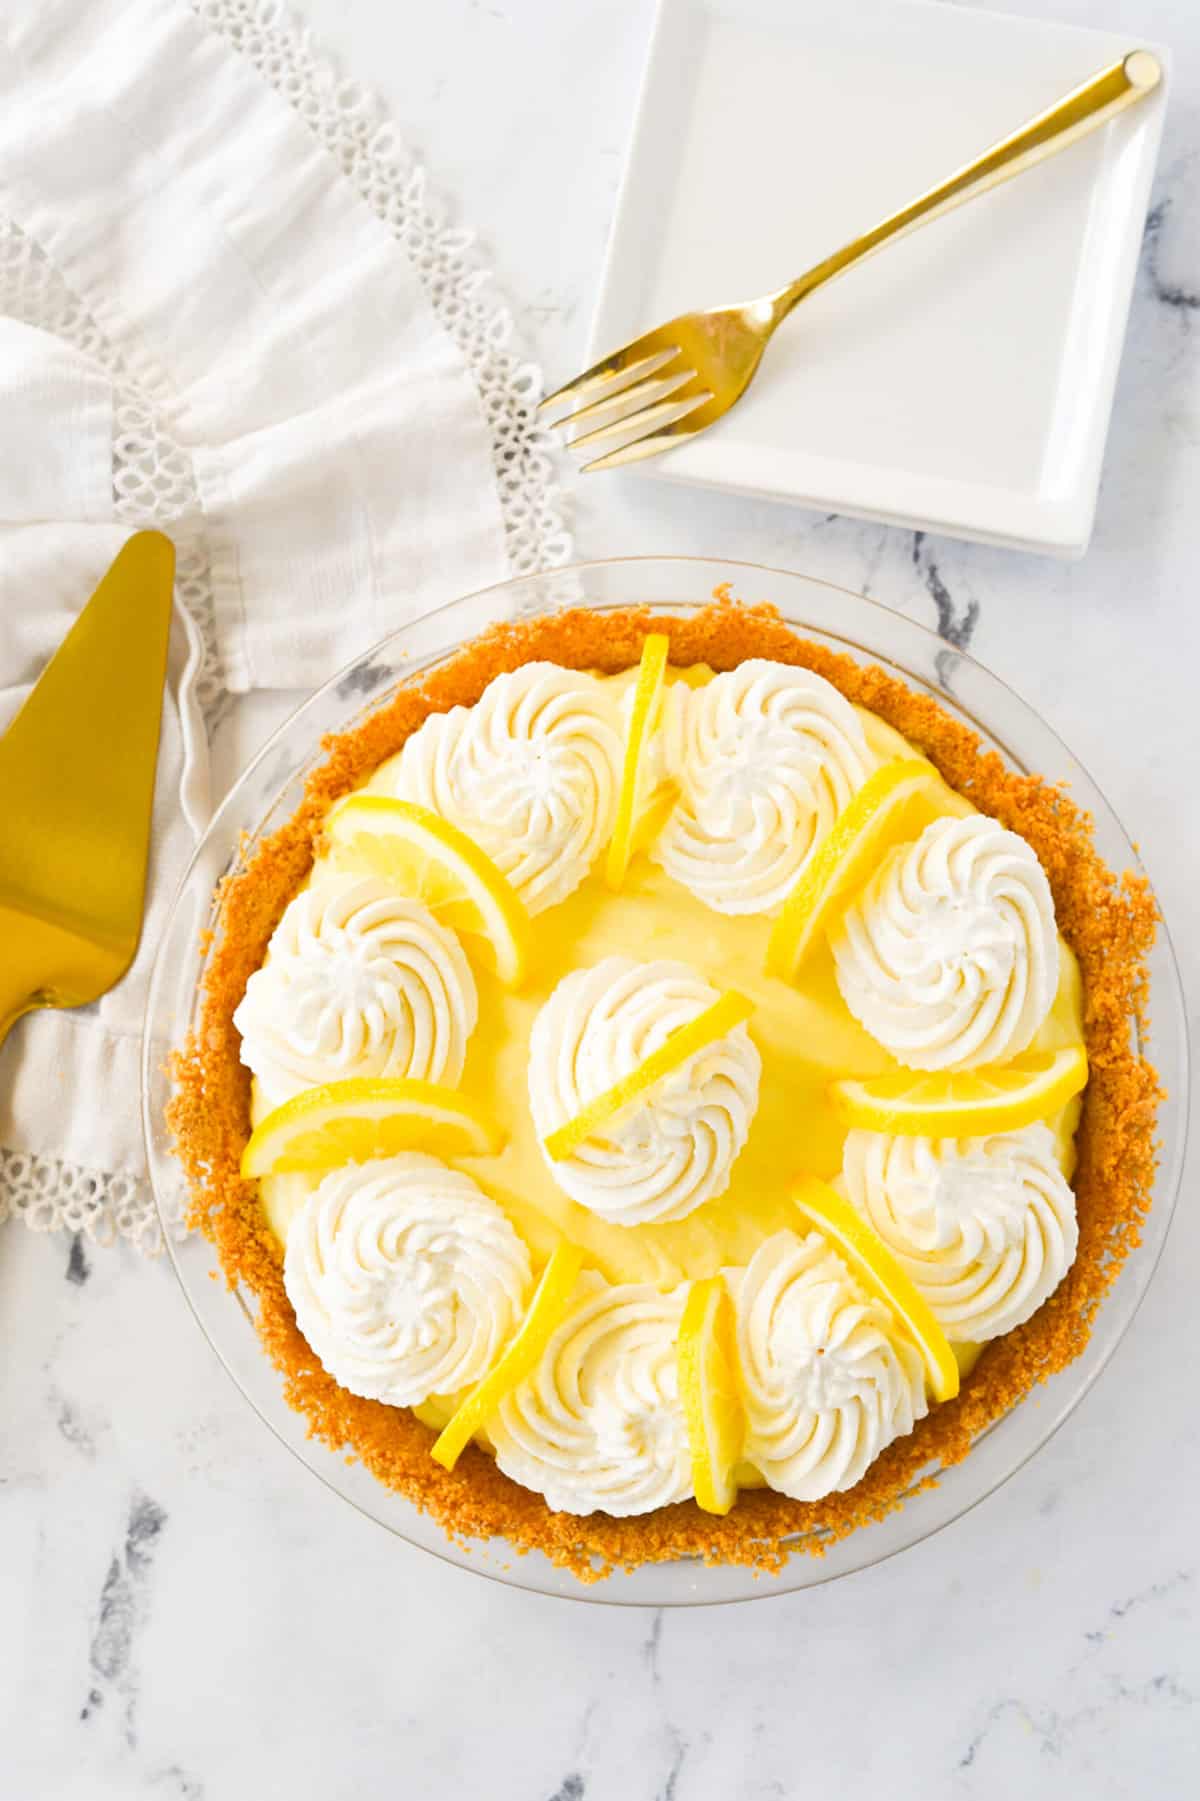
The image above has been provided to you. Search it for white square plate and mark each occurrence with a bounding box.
[589,0,1168,554]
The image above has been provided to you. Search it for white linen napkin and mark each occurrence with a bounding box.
[0,0,510,692]
[0,0,555,1243]
[0,319,206,1184]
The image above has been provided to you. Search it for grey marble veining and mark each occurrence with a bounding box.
[2,1,1199,1796]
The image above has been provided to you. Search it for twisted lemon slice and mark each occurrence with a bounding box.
[766,759,944,980]
[542,989,755,1162]
[431,1239,585,1471]
[606,632,671,890]
[325,795,532,987]
[792,1176,960,1403]
[240,1077,503,1177]
[678,1276,744,1515]
[831,1046,1088,1138]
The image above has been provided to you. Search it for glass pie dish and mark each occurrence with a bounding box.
[142,556,1189,1605]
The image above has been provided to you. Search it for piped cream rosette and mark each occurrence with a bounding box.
[529,957,761,1225]
[735,1231,928,1501]
[488,1274,692,1516]
[370,662,623,913]
[284,1153,533,1406]
[651,660,876,914]
[840,1124,1079,1342]
[831,813,1059,1070]
[234,873,478,1109]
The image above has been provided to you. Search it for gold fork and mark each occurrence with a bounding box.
[542,50,1161,472]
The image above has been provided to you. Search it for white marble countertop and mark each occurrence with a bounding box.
[2,0,1198,1795]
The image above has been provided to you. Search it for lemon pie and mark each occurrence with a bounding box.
[169,597,1160,1581]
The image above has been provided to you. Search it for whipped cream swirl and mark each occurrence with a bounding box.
[284,1153,532,1405]
[841,1123,1078,1341]
[234,874,478,1109]
[736,1231,927,1501]
[489,1275,692,1515]
[528,957,761,1225]
[375,663,622,912]
[831,814,1058,1069]
[652,660,874,915]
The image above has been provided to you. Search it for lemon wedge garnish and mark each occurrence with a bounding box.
[792,1175,959,1403]
[766,759,945,981]
[831,1046,1088,1138]
[240,1077,503,1178]
[431,1240,585,1471]
[606,632,671,890]
[629,779,679,856]
[542,990,755,1162]
[678,1275,743,1515]
[325,795,532,988]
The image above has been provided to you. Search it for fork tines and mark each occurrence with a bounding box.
[539,336,719,471]
[538,343,683,423]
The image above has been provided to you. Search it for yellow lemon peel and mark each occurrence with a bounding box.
[678,1275,744,1515]
[240,1077,503,1178]
[606,632,671,890]
[431,1240,586,1471]
[543,990,755,1162]
[325,795,532,987]
[766,759,944,980]
[792,1175,960,1403]
[831,1046,1088,1137]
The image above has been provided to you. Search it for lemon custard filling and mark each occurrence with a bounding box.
[234,651,1088,1521]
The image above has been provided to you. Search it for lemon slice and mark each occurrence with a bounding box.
[831,1046,1088,1138]
[766,759,944,980]
[678,1275,743,1515]
[606,632,671,890]
[240,1078,503,1178]
[431,1240,585,1471]
[543,990,755,1162]
[629,779,679,856]
[792,1175,959,1403]
[325,795,532,987]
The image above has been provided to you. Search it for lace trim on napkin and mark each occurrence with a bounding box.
[0,1149,165,1256]
[198,0,572,579]
[0,0,573,1253]
[0,220,227,726]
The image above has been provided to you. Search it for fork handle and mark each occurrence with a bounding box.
[772,50,1161,319]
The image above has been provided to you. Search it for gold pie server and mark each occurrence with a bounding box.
[543,50,1163,469]
[0,531,174,1050]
